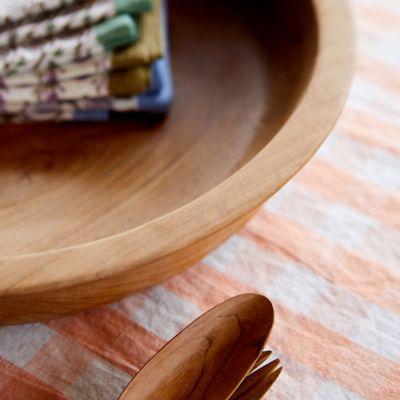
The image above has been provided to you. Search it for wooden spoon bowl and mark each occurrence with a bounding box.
[0,0,355,324]
[119,293,275,400]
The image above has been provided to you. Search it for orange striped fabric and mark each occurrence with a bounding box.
[0,0,399,398]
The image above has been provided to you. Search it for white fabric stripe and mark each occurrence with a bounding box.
[356,0,400,14]
[351,303,400,362]
[316,132,400,192]
[64,357,131,400]
[347,77,400,119]
[122,286,202,341]
[265,181,374,249]
[0,323,54,367]
[313,381,362,400]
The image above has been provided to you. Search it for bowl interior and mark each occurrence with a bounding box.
[0,0,317,257]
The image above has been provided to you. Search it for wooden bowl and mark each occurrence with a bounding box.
[0,0,355,324]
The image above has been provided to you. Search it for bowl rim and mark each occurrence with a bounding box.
[0,0,355,304]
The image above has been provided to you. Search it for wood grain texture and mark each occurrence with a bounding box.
[118,294,274,400]
[0,0,355,324]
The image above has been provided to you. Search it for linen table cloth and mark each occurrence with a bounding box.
[0,0,399,398]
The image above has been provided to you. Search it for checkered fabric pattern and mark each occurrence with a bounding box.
[0,0,399,398]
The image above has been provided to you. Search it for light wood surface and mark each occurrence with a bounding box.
[119,294,274,400]
[0,0,355,324]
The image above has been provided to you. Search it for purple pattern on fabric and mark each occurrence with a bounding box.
[46,90,59,103]
[46,70,58,85]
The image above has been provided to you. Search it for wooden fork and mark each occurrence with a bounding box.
[230,350,282,400]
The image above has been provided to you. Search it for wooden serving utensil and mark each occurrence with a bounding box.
[231,357,282,400]
[119,293,281,400]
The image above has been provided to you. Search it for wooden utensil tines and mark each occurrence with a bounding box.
[231,351,282,400]
[119,294,282,400]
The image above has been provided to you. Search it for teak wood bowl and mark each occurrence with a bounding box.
[0,0,355,324]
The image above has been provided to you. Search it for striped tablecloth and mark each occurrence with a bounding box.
[0,0,399,398]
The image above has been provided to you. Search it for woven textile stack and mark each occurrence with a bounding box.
[0,0,172,122]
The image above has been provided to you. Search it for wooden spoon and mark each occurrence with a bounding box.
[119,294,275,400]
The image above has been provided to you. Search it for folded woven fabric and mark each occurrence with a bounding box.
[0,13,140,76]
[1,0,163,86]
[0,0,79,27]
[0,0,162,106]
[0,56,172,122]
[0,0,152,49]
[0,0,170,122]
[1,65,151,104]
